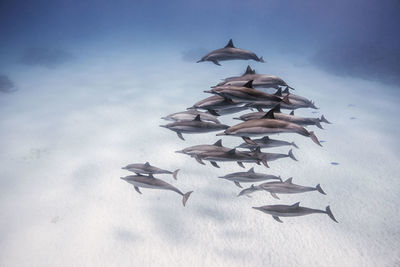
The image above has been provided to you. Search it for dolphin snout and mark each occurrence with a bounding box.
[216,132,226,136]
[175,150,184,154]
[204,90,213,93]
[159,125,167,128]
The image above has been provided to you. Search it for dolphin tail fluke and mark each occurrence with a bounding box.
[182,191,193,207]
[316,184,326,195]
[309,131,322,147]
[291,142,299,149]
[320,115,331,124]
[173,169,180,180]
[288,149,298,161]
[259,56,265,63]
[315,121,324,129]
[325,206,338,223]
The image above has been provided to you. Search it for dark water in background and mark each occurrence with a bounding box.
[1,0,399,85]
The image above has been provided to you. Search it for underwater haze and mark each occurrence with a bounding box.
[1,1,400,266]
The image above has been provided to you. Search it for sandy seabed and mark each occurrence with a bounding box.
[0,47,399,267]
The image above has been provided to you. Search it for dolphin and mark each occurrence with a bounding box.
[187,95,244,112]
[237,184,264,196]
[205,80,289,104]
[216,108,322,146]
[252,202,338,223]
[161,110,220,124]
[121,162,180,180]
[234,104,328,129]
[248,147,298,164]
[259,177,326,199]
[196,148,268,168]
[120,175,193,206]
[197,39,264,66]
[160,115,229,140]
[175,139,230,165]
[236,136,298,150]
[215,65,293,89]
[246,99,318,111]
[275,87,318,109]
[218,167,281,188]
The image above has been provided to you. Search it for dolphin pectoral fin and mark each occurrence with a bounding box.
[242,136,257,145]
[210,161,220,168]
[211,60,221,66]
[176,132,185,141]
[309,131,322,147]
[182,191,193,207]
[273,216,283,223]
[172,169,180,180]
[262,159,269,168]
[194,155,205,165]
[234,181,243,188]
[237,162,245,168]
[270,192,280,199]
[134,186,142,194]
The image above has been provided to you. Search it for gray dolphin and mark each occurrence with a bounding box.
[197,40,264,66]
[259,177,326,199]
[276,87,318,109]
[237,184,264,196]
[252,202,338,223]
[160,115,229,140]
[216,65,293,89]
[205,80,289,104]
[161,110,220,124]
[175,139,230,165]
[213,106,249,116]
[188,95,244,112]
[196,148,268,168]
[121,162,180,180]
[236,136,298,150]
[234,104,328,129]
[216,108,322,146]
[218,167,281,188]
[248,147,298,164]
[246,98,318,110]
[120,175,193,206]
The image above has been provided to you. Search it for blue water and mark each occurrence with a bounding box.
[1,1,400,266]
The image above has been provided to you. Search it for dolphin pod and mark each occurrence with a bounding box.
[122,39,336,223]
[197,39,264,66]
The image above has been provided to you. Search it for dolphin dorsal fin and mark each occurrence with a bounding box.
[243,80,254,88]
[213,139,223,147]
[284,177,293,183]
[290,110,294,115]
[271,104,281,113]
[145,162,150,167]
[261,108,275,119]
[227,148,236,155]
[248,167,255,173]
[283,86,290,94]
[262,136,270,142]
[243,65,255,75]
[291,202,300,208]
[274,88,282,96]
[225,39,235,48]
[193,114,202,121]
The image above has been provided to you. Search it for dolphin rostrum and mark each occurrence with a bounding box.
[216,107,322,146]
[161,109,220,124]
[236,136,298,150]
[259,177,326,199]
[120,175,193,207]
[160,115,229,140]
[122,162,180,180]
[252,202,338,223]
[218,167,281,188]
[197,39,264,66]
